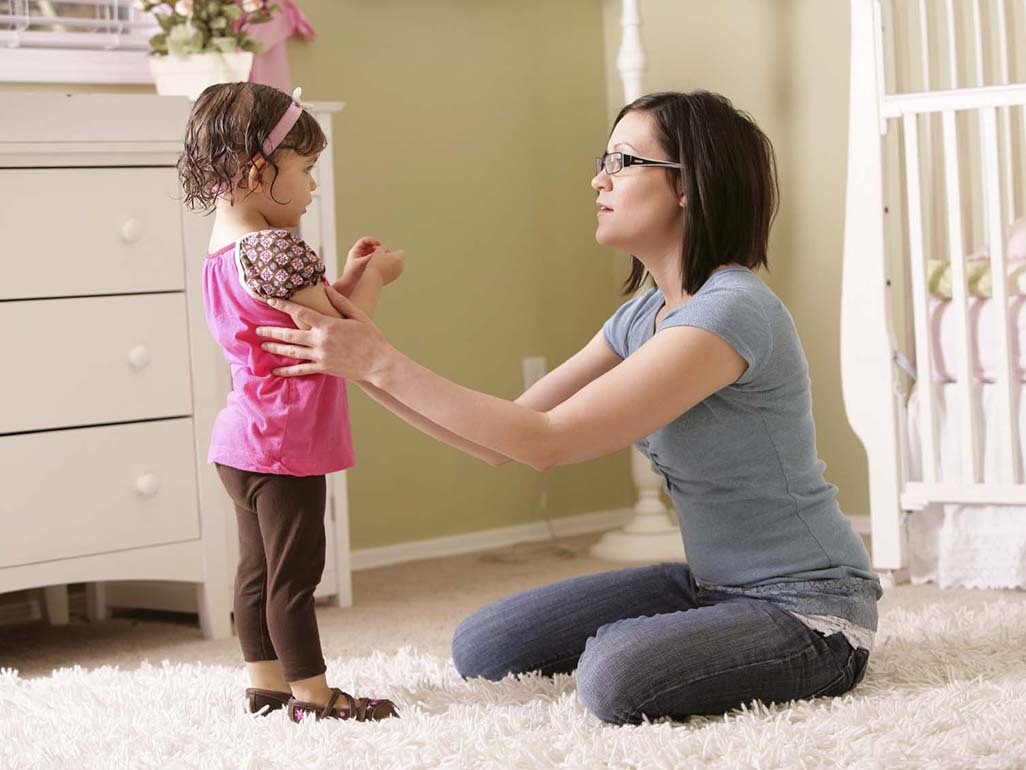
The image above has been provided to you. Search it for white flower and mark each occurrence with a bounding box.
[241,0,262,11]
[133,0,147,9]
[174,0,193,15]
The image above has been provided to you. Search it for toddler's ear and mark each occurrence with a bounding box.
[245,155,268,193]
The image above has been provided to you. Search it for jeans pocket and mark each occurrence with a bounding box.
[810,632,861,698]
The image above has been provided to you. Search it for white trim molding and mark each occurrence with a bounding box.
[351,508,635,571]
[0,48,154,84]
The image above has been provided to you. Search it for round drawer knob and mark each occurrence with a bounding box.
[127,345,150,370]
[135,474,160,498]
[120,218,143,243]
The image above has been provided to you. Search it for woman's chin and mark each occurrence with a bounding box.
[594,226,626,251]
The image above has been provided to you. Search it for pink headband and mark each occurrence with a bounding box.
[226,86,305,193]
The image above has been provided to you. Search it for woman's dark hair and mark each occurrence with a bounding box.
[613,91,779,296]
[178,81,327,213]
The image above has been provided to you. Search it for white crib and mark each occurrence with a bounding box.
[843,0,1026,584]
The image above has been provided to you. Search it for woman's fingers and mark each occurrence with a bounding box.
[324,284,367,319]
[265,297,319,327]
[272,362,323,377]
[254,324,310,344]
[260,341,315,361]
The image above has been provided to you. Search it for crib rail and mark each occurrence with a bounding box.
[895,90,1023,501]
[842,0,1026,570]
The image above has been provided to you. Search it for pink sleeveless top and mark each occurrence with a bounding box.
[202,234,355,476]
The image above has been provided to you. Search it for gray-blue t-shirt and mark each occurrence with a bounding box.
[603,267,881,635]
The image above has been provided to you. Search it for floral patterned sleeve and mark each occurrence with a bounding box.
[235,229,326,301]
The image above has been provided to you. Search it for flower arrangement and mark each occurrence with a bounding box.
[136,0,279,57]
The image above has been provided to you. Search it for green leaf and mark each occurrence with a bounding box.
[148,32,169,55]
[209,16,227,30]
[210,36,237,52]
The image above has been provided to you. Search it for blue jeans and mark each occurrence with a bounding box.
[452,562,869,725]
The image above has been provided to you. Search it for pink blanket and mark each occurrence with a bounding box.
[929,295,1026,381]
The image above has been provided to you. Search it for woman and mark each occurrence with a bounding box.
[257,91,881,725]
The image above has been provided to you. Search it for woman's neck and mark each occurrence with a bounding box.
[646,257,745,310]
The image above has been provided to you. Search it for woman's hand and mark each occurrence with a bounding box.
[257,286,393,380]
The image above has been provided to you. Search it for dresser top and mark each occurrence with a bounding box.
[0,93,344,167]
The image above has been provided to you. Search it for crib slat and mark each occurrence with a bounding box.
[944,0,958,89]
[919,0,932,92]
[903,114,939,485]
[942,109,980,485]
[972,0,985,87]
[995,0,1016,225]
[981,106,1022,483]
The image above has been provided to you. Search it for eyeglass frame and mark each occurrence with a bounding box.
[595,151,682,176]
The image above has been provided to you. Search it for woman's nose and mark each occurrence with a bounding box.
[591,171,611,192]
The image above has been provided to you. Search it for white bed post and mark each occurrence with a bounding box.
[591,0,684,563]
[841,0,907,574]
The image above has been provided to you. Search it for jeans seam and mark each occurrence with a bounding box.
[529,648,583,675]
[627,641,820,721]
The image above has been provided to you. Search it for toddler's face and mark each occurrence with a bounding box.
[257,149,320,228]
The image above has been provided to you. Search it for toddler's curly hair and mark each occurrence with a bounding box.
[178,82,327,213]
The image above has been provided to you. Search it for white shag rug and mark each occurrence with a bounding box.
[4,601,1026,770]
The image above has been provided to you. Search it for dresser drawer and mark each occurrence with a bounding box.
[0,294,193,433]
[0,167,185,300]
[0,419,200,568]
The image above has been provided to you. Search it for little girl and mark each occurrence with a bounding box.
[178,82,402,723]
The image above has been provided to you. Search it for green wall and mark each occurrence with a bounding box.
[285,0,636,548]
[601,0,869,523]
[0,1,645,551]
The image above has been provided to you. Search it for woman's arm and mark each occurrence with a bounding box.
[257,289,746,470]
[356,381,510,465]
[356,331,622,467]
[513,330,622,411]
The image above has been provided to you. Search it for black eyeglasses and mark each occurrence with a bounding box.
[595,151,682,176]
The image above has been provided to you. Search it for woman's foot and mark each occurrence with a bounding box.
[287,687,399,723]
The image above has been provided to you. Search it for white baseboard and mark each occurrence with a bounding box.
[0,509,635,625]
[351,508,634,571]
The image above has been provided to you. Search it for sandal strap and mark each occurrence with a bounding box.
[355,696,399,720]
[321,688,357,719]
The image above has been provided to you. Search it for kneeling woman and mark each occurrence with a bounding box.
[258,90,881,725]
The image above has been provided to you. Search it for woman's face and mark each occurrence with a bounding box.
[591,110,683,256]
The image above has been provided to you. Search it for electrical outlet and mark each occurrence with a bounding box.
[522,356,547,389]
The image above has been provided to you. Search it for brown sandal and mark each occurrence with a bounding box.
[245,688,292,716]
[287,687,399,723]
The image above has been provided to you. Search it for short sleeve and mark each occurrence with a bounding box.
[659,284,772,385]
[235,229,326,301]
[602,289,658,359]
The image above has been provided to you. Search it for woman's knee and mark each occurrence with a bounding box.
[575,634,646,725]
[451,607,511,681]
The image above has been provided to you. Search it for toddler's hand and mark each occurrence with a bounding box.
[368,247,406,285]
[335,236,382,295]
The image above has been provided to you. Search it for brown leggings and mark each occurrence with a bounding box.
[215,463,327,682]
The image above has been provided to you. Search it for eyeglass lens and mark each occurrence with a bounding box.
[596,152,623,175]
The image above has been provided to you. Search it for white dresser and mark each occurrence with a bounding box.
[0,93,352,639]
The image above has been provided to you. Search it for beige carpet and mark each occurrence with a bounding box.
[2,533,1024,680]
[5,534,1026,769]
